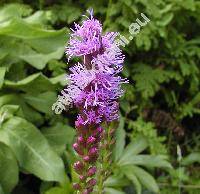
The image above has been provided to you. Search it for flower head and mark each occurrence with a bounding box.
[66,9,103,59]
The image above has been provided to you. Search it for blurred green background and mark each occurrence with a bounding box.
[0,0,199,194]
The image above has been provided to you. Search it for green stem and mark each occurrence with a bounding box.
[96,124,113,194]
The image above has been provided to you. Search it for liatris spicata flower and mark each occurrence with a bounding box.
[63,9,128,193]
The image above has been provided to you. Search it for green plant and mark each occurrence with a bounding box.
[104,118,172,194]
[0,0,199,193]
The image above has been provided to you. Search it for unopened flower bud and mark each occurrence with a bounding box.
[73,161,84,174]
[73,143,84,155]
[78,136,84,142]
[87,166,97,176]
[87,136,96,144]
[82,188,93,194]
[87,178,97,187]
[87,188,93,193]
[79,175,86,182]
[93,126,103,137]
[82,189,91,194]
[73,183,81,190]
[83,155,90,162]
[88,147,98,157]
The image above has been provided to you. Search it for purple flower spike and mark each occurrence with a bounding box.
[62,9,127,192]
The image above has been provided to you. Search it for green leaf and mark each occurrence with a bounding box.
[23,91,57,114]
[0,12,66,69]
[0,18,64,39]
[0,94,44,125]
[105,188,125,194]
[105,174,129,188]
[42,122,75,155]
[0,117,65,183]
[44,187,66,194]
[113,116,126,161]
[123,168,142,194]
[19,46,64,69]
[0,185,5,194]
[118,154,172,169]
[122,165,159,193]
[0,3,32,23]
[0,104,20,124]
[157,13,173,26]
[133,64,169,99]
[50,74,67,86]
[119,136,148,158]
[4,73,55,94]
[181,153,200,165]
[0,67,6,89]
[0,142,19,194]
[181,0,195,11]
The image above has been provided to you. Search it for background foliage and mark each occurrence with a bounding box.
[0,0,199,194]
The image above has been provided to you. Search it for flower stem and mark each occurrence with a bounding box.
[96,124,115,193]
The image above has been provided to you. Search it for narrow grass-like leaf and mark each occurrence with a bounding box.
[118,154,172,169]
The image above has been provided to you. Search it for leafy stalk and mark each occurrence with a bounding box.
[96,124,115,193]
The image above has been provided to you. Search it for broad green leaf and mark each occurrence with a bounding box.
[181,153,200,165]
[0,18,64,39]
[4,73,55,93]
[0,105,20,124]
[118,154,172,169]
[122,165,159,193]
[40,182,54,194]
[0,17,66,54]
[0,142,19,194]
[0,3,32,23]
[0,94,21,107]
[113,116,126,161]
[0,94,44,125]
[24,10,51,25]
[42,122,75,155]
[0,117,65,183]
[23,91,57,114]
[17,100,44,125]
[19,47,64,69]
[0,11,66,69]
[50,74,67,86]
